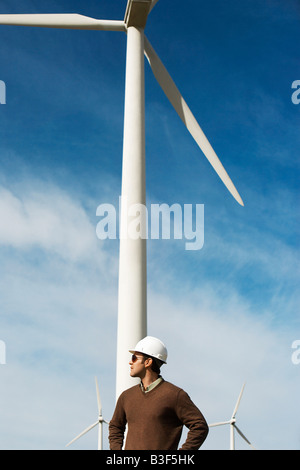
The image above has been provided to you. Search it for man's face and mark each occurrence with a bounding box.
[129,352,147,378]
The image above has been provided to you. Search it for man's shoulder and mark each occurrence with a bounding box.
[159,380,184,395]
[118,384,140,400]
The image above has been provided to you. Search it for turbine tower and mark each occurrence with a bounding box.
[209,383,256,450]
[0,0,244,400]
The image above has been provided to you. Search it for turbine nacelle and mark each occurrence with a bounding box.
[124,0,153,28]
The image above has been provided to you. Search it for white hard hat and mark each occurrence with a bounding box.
[129,336,168,364]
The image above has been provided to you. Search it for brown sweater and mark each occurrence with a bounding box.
[109,380,209,450]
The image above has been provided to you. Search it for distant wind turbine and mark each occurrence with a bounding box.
[66,377,109,450]
[0,0,244,399]
[209,383,256,450]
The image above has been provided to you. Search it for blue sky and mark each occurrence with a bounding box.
[0,0,299,450]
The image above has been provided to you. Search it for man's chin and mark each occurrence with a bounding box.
[130,371,140,379]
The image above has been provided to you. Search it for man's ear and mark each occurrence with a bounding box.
[144,357,153,369]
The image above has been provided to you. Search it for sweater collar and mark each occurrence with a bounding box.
[140,376,163,393]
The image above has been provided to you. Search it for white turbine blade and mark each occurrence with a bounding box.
[144,36,244,207]
[65,421,99,447]
[95,376,102,416]
[209,420,231,427]
[150,0,160,12]
[0,14,126,31]
[234,425,256,450]
[231,383,246,420]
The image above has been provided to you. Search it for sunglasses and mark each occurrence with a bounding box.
[131,354,145,363]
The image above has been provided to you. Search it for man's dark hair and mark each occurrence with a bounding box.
[143,354,163,374]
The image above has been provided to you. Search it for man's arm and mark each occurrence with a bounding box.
[108,395,127,450]
[176,389,209,450]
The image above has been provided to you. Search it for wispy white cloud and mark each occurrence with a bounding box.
[0,177,119,449]
[0,182,102,263]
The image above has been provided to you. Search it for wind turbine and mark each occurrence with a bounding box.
[66,377,109,450]
[0,0,244,400]
[209,383,256,450]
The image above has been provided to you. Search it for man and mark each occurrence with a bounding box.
[109,336,209,450]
